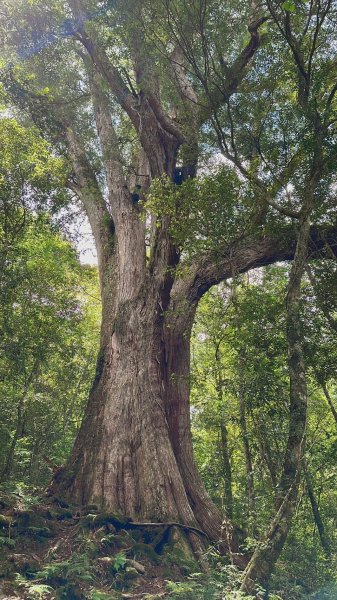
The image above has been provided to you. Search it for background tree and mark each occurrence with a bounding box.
[191,266,337,597]
[0,117,100,486]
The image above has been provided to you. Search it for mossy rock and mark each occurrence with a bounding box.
[95,513,132,528]
[164,527,199,573]
[15,509,46,529]
[8,553,40,574]
[131,542,161,564]
[0,560,14,577]
[25,526,53,539]
[0,514,14,527]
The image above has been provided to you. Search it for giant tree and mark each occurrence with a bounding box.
[1,0,337,586]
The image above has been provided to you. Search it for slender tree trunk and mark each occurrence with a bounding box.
[219,421,234,520]
[321,381,337,426]
[304,465,330,555]
[238,367,256,531]
[240,210,311,596]
[214,339,234,520]
[1,359,39,480]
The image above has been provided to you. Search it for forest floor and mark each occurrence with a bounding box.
[0,492,223,600]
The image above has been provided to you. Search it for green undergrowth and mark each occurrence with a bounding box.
[0,489,336,599]
[0,491,240,599]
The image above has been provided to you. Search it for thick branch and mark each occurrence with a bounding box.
[69,0,185,149]
[65,126,117,348]
[86,64,131,221]
[200,15,268,122]
[68,0,138,120]
[66,127,114,269]
[176,226,337,306]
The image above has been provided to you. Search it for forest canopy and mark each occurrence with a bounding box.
[0,1,337,599]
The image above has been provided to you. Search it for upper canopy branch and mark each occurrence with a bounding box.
[65,127,114,268]
[175,226,337,307]
[266,0,332,111]
[85,61,132,221]
[199,12,268,122]
[68,0,185,152]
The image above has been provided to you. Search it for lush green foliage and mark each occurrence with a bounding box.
[0,117,100,484]
[191,266,337,598]
[145,168,249,259]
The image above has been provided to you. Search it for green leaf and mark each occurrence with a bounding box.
[112,552,127,572]
[282,0,296,12]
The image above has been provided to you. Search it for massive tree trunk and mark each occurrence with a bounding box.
[54,298,196,523]
[163,302,240,555]
[52,238,239,553]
